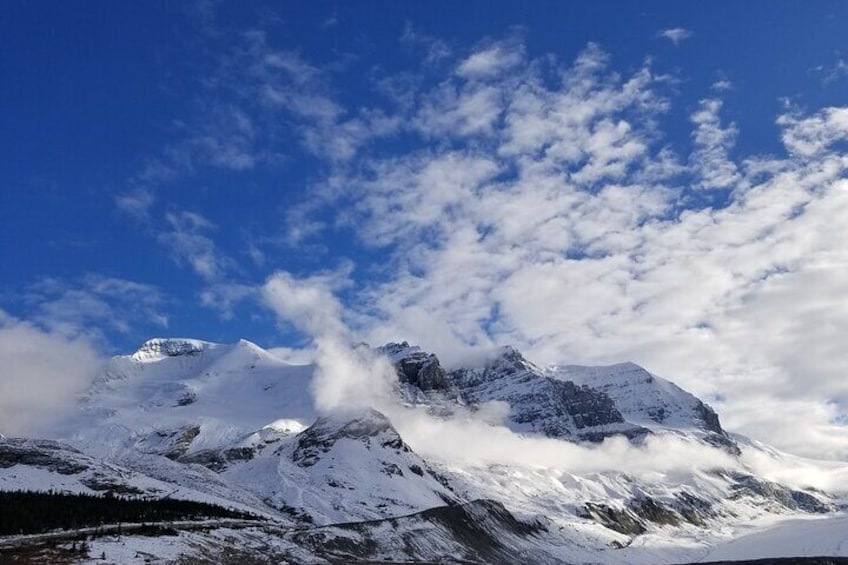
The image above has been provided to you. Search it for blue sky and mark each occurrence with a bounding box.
[2,1,848,457]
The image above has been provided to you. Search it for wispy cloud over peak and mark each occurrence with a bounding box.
[401,23,453,65]
[20,275,167,343]
[158,211,235,282]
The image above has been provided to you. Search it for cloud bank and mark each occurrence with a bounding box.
[273,40,848,460]
[0,310,104,436]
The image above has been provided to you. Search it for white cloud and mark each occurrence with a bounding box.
[0,310,104,436]
[658,27,693,45]
[778,106,848,157]
[689,98,743,190]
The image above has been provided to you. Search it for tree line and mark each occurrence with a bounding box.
[0,490,256,536]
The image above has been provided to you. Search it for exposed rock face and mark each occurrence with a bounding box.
[379,342,460,400]
[396,351,452,391]
[694,401,724,435]
[581,502,647,535]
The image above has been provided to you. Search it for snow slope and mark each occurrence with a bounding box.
[70,338,316,460]
[702,514,848,562]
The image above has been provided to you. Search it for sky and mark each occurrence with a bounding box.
[1,1,848,458]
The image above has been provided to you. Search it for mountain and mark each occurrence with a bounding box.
[548,361,739,451]
[1,337,845,564]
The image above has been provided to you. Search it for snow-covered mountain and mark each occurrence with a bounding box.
[2,337,846,564]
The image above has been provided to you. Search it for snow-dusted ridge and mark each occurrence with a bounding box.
[131,337,214,361]
[2,337,847,564]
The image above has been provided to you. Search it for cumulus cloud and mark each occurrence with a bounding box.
[456,41,524,79]
[778,106,848,157]
[0,310,104,436]
[286,40,848,460]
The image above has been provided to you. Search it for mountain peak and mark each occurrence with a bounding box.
[294,409,405,454]
[488,345,536,371]
[549,362,735,448]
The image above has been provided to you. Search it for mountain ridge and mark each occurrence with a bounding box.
[1,336,844,564]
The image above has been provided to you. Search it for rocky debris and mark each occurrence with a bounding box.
[0,438,89,475]
[584,493,715,534]
[176,391,197,406]
[161,425,201,460]
[627,495,680,526]
[728,473,832,513]
[379,343,462,406]
[287,499,551,565]
[80,474,146,495]
[179,446,257,472]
